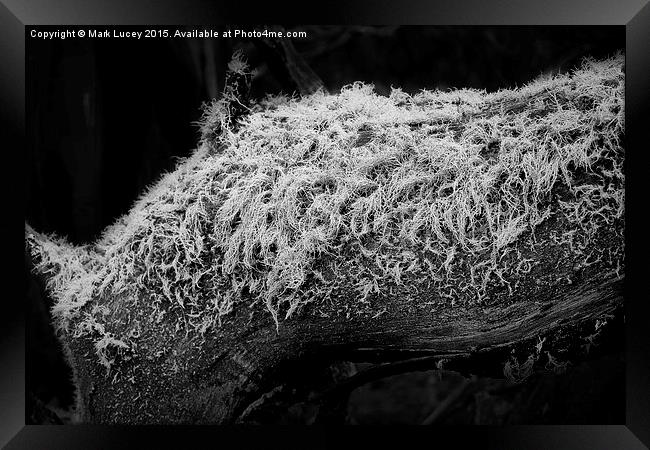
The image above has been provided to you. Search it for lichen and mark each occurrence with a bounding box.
[28,54,625,370]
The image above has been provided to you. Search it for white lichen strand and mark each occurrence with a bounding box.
[27,232,105,332]
[30,55,625,356]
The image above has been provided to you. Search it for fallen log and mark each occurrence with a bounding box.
[25,54,625,424]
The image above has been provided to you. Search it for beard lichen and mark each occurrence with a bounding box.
[27,54,624,371]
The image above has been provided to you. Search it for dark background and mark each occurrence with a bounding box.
[25,26,625,424]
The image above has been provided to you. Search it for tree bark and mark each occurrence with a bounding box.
[44,224,621,424]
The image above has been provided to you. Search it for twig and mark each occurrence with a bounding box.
[421,376,475,425]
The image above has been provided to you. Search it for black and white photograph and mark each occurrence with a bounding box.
[1,0,649,444]
[23,25,629,426]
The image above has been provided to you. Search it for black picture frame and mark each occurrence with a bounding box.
[3,1,649,448]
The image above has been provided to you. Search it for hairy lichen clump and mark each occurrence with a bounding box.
[29,55,625,363]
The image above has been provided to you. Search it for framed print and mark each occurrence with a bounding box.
[2,0,649,448]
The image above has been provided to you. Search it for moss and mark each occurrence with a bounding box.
[26,227,104,334]
[27,54,625,371]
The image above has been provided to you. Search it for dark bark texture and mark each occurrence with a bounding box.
[46,216,622,424]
